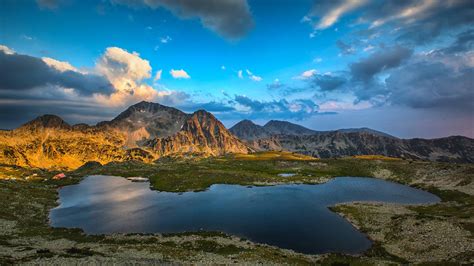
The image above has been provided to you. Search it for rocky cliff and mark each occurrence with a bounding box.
[145,110,250,157]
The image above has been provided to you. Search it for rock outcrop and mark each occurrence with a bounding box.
[146,110,250,157]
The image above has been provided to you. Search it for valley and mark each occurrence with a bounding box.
[0,154,473,264]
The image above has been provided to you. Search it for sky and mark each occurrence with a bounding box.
[0,0,473,138]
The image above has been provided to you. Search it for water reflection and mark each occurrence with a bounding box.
[50,175,439,254]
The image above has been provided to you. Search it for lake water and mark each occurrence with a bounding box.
[49,175,439,254]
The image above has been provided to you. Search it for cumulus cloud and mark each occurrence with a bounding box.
[111,0,254,39]
[350,46,412,82]
[295,69,317,80]
[94,46,161,106]
[97,47,151,84]
[170,69,191,79]
[237,70,243,79]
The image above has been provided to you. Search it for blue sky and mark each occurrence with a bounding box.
[0,0,473,138]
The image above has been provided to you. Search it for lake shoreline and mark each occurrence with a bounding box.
[1,157,473,264]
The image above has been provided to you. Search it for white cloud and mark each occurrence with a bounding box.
[42,57,79,72]
[238,70,243,79]
[170,69,190,79]
[313,57,323,63]
[97,47,151,83]
[154,69,162,81]
[295,69,318,79]
[315,0,367,30]
[95,47,157,106]
[160,35,172,44]
[221,65,226,70]
[246,69,262,82]
[0,45,15,55]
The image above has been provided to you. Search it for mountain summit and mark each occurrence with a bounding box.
[147,110,249,156]
[98,101,188,146]
[229,120,269,140]
[18,114,71,131]
[263,120,317,135]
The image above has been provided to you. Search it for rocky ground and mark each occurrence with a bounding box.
[0,154,473,264]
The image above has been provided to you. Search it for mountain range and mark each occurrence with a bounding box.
[0,101,472,170]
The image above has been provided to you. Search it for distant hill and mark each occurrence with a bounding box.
[230,119,393,139]
[231,119,474,163]
[263,120,318,135]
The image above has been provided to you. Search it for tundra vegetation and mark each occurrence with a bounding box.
[0,152,473,264]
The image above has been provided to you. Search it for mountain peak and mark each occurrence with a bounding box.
[263,120,316,135]
[99,101,188,145]
[148,108,250,156]
[19,114,70,131]
[230,119,268,140]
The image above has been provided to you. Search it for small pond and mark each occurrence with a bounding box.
[49,175,439,254]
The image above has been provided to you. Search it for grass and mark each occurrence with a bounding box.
[73,152,425,192]
[353,155,403,161]
[1,152,473,264]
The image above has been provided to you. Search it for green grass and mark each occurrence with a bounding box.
[1,154,473,264]
[72,153,427,192]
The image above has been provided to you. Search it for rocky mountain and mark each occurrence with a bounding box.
[230,119,392,139]
[263,120,318,135]
[146,110,250,157]
[334,128,395,138]
[233,120,474,163]
[251,132,474,162]
[0,115,148,169]
[97,101,188,146]
[0,103,249,170]
[229,120,269,140]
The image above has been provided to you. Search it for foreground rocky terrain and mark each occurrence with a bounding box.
[0,155,472,264]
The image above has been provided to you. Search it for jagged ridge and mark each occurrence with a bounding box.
[146,110,250,157]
